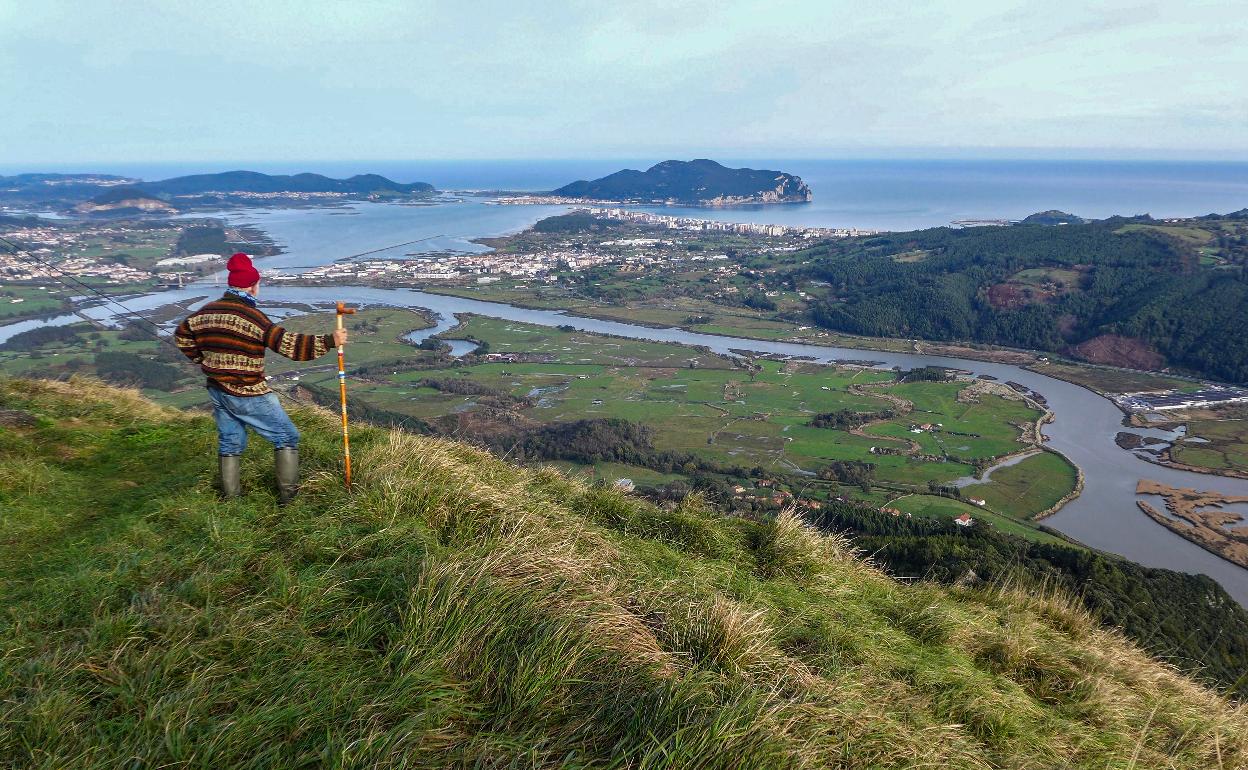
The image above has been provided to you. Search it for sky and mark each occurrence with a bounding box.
[2,0,1247,165]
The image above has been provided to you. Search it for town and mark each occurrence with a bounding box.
[0,220,160,284]
[585,207,877,239]
[280,207,873,285]
[281,242,734,284]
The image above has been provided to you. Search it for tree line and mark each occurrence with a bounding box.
[800,219,1248,383]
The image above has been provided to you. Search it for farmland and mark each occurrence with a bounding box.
[960,449,1081,521]
[274,311,1073,538]
[1170,417,1248,476]
[0,300,1077,538]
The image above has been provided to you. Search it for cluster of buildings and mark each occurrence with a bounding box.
[1112,387,1248,413]
[587,208,875,239]
[284,249,608,282]
[0,223,156,283]
[282,238,735,283]
[172,191,351,201]
[0,250,153,284]
[154,253,220,267]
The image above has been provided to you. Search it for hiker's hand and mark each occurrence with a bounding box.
[333,328,349,347]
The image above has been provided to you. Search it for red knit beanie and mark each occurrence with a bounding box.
[226,252,260,288]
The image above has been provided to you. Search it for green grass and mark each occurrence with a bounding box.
[0,285,69,321]
[961,450,1080,521]
[1173,419,1248,475]
[1115,223,1215,246]
[441,315,735,369]
[1026,360,1193,395]
[297,319,1045,490]
[1010,267,1083,288]
[270,306,436,373]
[4,306,1058,507]
[888,492,1070,546]
[889,493,981,519]
[1,376,1246,768]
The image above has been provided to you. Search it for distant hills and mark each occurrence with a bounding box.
[0,171,435,211]
[137,171,434,197]
[74,186,176,215]
[552,159,811,205]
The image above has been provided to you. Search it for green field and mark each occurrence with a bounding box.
[1172,419,1248,475]
[1115,223,1216,246]
[961,450,1079,521]
[439,315,734,369]
[0,285,69,321]
[288,314,1058,503]
[268,306,437,375]
[1026,360,1193,395]
[888,492,1070,545]
[1010,267,1083,288]
[1,306,1076,518]
[70,230,179,271]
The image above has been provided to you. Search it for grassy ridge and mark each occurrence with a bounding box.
[1,376,1246,768]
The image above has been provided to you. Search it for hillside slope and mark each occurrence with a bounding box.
[1,377,1246,769]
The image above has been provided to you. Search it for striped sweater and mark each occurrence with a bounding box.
[175,292,334,396]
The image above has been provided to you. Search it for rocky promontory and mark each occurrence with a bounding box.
[552,159,812,205]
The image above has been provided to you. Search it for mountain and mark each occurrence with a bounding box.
[553,159,812,205]
[1019,209,1086,225]
[73,185,177,215]
[2,375,1246,768]
[137,171,435,197]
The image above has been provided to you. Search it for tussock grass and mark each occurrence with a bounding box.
[1,376,1246,769]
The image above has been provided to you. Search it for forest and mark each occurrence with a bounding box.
[801,218,1248,382]
[808,408,895,429]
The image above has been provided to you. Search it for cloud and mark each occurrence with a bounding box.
[0,0,1245,162]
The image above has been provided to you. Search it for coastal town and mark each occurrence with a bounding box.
[280,207,872,285]
[280,238,736,285]
[585,207,877,239]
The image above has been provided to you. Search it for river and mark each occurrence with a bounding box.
[5,200,1248,604]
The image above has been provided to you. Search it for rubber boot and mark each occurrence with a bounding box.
[219,455,242,499]
[275,447,299,505]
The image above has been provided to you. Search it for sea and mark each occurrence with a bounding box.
[7,158,1248,231]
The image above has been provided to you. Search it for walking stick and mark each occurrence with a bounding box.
[335,302,355,487]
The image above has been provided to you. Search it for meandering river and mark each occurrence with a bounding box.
[6,200,1248,604]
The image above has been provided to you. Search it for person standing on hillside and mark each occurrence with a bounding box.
[174,253,347,503]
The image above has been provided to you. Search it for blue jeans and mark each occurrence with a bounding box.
[208,388,300,455]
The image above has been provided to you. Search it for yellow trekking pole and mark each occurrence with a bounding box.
[335,302,355,487]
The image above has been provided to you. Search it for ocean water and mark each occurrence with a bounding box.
[5,158,1248,231]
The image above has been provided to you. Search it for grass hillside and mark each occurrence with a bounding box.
[2,376,1246,769]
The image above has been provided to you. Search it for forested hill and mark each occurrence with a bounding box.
[801,215,1248,382]
[553,159,812,204]
[4,376,1246,768]
[137,170,435,196]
